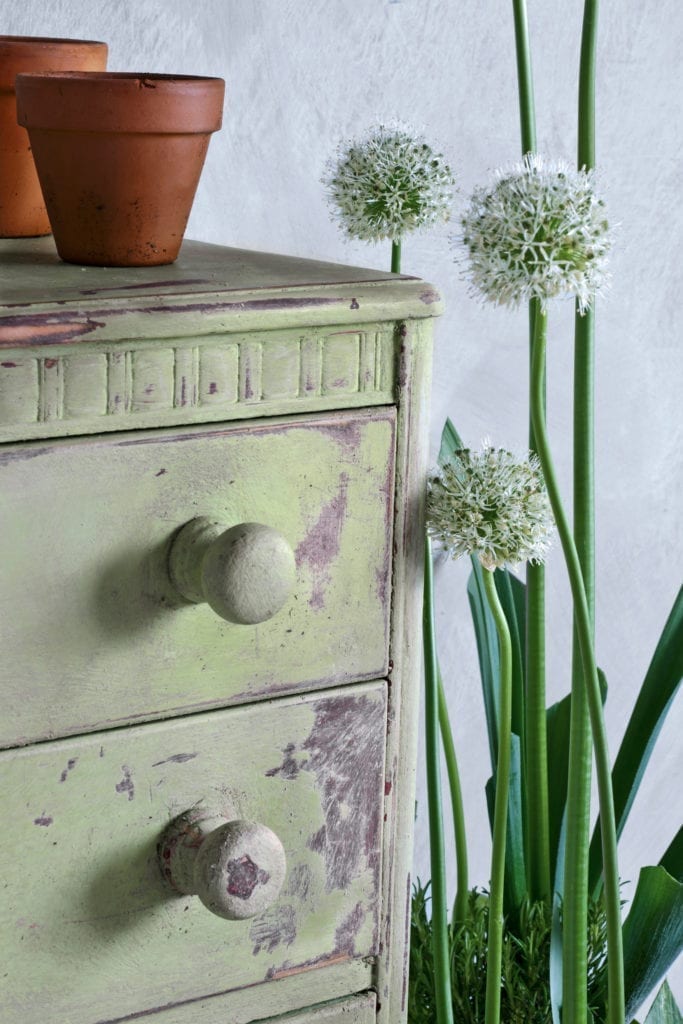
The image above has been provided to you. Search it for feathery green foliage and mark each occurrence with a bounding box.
[408,881,608,1024]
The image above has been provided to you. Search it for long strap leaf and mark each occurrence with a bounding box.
[623,865,683,1020]
[589,586,683,894]
[641,980,683,1024]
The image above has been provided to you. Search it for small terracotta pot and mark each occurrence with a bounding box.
[0,36,108,237]
[15,72,225,266]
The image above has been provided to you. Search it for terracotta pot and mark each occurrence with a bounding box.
[0,36,108,237]
[15,72,225,266]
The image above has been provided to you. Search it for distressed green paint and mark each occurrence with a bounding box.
[141,989,376,1024]
[0,325,399,443]
[0,238,439,1023]
[376,318,434,1022]
[245,992,376,1024]
[0,238,442,444]
[0,682,385,1024]
[0,409,395,747]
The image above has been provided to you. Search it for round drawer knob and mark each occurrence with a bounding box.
[168,517,296,624]
[158,814,287,921]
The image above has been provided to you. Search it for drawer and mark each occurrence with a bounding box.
[0,681,385,1024]
[139,991,376,1023]
[0,408,395,747]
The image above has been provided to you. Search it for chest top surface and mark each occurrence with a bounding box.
[0,236,441,331]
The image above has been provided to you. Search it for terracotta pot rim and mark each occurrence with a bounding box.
[15,71,224,84]
[0,35,107,46]
[0,38,108,92]
[16,73,225,134]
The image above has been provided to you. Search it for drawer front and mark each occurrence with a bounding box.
[0,682,385,1024]
[140,991,376,1024]
[256,994,376,1024]
[0,408,395,747]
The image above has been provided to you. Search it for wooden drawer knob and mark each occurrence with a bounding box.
[168,517,296,624]
[158,813,287,921]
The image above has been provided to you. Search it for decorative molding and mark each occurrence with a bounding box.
[0,326,397,442]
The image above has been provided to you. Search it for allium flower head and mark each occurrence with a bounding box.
[427,444,554,570]
[324,122,455,244]
[460,154,612,312]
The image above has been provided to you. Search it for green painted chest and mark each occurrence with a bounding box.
[0,237,439,1024]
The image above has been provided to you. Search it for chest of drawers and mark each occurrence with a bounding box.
[0,238,439,1024]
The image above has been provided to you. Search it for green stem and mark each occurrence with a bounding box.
[423,535,454,1024]
[530,312,624,1024]
[482,567,513,1024]
[437,667,469,925]
[565,0,599,1016]
[512,2,550,906]
[572,0,598,904]
[391,240,402,274]
[511,0,537,154]
[578,0,598,170]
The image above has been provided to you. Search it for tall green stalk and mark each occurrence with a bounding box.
[482,568,513,1024]
[391,240,402,273]
[423,537,455,1024]
[530,311,624,1024]
[438,668,469,925]
[512,0,537,155]
[512,0,550,906]
[565,0,600,1015]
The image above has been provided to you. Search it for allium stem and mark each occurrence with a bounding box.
[530,311,624,1024]
[391,240,402,274]
[567,2,599,1020]
[423,535,454,1024]
[512,0,537,155]
[578,0,598,170]
[512,0,551,906]
[482,566,513,1024]
[437,666,469,925]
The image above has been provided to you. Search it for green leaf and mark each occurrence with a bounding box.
[546,671,607,900]
[468,561,500,773]
[438,417,464,467]
[642,980,683,1024]
[546,692,571,896]
[623,865,683,1020]
[549,822,565,1024]
[660,827,683,883]
[485,733,527,918]
[494,568,526,741]
[590,587,683,894]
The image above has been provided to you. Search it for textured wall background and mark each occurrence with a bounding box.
[3,0,681,1010]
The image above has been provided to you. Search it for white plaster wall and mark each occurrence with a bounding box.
[3,0,681,1011]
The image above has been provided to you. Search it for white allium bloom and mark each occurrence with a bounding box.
[460,154,612,312]
[324,123,455,244]
[427,444,554,570]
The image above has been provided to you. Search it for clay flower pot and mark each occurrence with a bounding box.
[15,72,225,266]
[0,36,108,237]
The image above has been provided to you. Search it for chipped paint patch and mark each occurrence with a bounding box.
[335,901,366,955]
[0,446,52,466]
[295,472,348,609]
[79,278,208,296]
[226,855,270,899]
[250,903,297,955]
[59,757,78,782]
[0,316,105,347]
[303,692,385,891]
[265,950,351,981]
[284,862,312,902]
[151,753,197,767]
[115,766,135,801]
[265,742,304,780]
